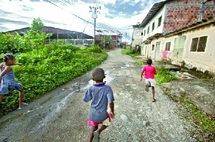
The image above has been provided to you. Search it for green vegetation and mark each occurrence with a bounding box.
[2,43,107,113]
[0,18,107,114]
[121,48,140,57]
[164,91,215,141]
[136,60,146,66]
[156,66,177,85]
[181,97,215,133]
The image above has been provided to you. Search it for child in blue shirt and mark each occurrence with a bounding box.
[83,68,115,142]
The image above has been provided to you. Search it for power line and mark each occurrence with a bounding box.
[44,0,132,34]
[44,0,94,25]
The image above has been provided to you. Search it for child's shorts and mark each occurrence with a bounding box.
[87,114,112,127]
[145,79,156,87]
[0,81,22,95]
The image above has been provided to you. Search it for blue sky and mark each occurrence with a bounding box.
[0,0,162,42]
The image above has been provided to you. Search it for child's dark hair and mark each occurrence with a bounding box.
[3,53,15,62]
[147,58,152,65]
[92,68,105,82]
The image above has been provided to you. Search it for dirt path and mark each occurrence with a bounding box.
[0,49,195,142]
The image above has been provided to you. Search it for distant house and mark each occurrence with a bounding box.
[132,0,215,74]
[3,26,94,45]
[95,30,122,49]
[131,24,143,50]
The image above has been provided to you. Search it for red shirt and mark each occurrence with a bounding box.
[142,65,156,79]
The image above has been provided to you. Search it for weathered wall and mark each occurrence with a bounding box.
[183,24,215,73]
[131,27,143,48]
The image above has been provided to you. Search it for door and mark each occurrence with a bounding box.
[154,41,161,60]
[173,36,186,62]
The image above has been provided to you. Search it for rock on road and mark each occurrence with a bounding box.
[0,49,195,142]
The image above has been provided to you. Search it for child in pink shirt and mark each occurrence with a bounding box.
[140,59,157,102]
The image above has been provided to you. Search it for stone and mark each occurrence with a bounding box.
[143,120,150,127]
[120,114,128,123]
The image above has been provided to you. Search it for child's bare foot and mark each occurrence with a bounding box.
[18,102,28,110]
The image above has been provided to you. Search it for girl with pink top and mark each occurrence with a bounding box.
[140,59,157,102]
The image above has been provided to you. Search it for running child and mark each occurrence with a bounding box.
[140,58,157,102]
[83,67,115,142]
[0,53,28,112]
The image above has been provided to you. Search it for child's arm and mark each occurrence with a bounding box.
[140,71,144,81]
[107,87,115,118]
[14,63,23,66]
[83,88,92,102]
[109,102,115,118]
[140,66,145,81]
[154,67,157,75]
[0,63,4,70]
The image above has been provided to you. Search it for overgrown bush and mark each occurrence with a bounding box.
[1,43,107,114]
[121,48,140,56]
[156,66,177,85]
[0,18,51,54]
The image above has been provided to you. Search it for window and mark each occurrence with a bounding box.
[152,44,155,50]
[190,36,207,52]
[152,22,155,31]
[158,16,162,27]
[190,38,198,51]
[198,36,207,51]
[165,42,171,51]
[144,30,146,36]
[147,26,150,34]
[141,32,143,36]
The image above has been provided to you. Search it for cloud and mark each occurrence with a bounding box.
[0,0,163,43]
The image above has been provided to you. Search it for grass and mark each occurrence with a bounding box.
[121,48,140,57]
[181,96,215,133]
[164,86,215,141]
[155,66,177,85]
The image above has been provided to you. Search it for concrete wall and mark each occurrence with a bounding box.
[144,36,176,61]
[131,27,143,48]
[142,6,166,41]
[182,24,215,73]
[140,6,167,56]
[149,22,215,74]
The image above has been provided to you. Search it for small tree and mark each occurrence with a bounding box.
[24,18,52,50]
[103,35,112,49]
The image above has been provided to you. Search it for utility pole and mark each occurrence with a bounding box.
[89,6,101,45]
[125,32,127,48]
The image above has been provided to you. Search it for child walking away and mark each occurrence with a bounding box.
[83,68,115,142]
[140,59,157,102]
[0,53,28,113]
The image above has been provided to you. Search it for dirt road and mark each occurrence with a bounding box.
[0,49,196,142]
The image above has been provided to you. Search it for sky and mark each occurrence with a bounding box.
[0,0,163,43]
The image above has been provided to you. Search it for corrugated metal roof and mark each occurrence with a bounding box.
[3,26,93,39]
[140,1,168,28]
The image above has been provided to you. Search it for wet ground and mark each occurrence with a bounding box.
[0,48,214,142]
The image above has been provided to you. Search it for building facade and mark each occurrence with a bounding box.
[131,24,143,49]
[132,0,215,74]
